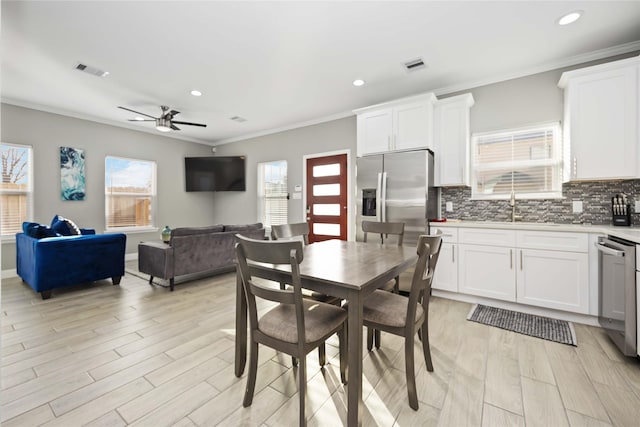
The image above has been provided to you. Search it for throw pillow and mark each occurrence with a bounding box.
[51,215,81,236]
[22,222,59,239]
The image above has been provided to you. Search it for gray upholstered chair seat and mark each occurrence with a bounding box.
[363,290,424,328]
[259,299,347,344]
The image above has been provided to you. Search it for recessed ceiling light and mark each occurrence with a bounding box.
[558,10,583,26]
[190,90,202,97]
[353,79,365,87]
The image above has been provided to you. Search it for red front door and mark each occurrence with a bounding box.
[306,154,348,243]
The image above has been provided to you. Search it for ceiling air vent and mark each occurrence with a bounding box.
[403,57,427,73]
[229,116,247,123]
[74,62,109,77]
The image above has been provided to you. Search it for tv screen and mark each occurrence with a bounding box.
[185,156,246,192]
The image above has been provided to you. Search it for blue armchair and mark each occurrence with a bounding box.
[16,229,126,299]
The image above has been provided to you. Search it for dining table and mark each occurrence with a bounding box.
[234,239,418,427]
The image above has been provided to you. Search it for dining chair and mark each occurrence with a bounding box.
[271,222,342,366]
[360,234,442,410]
[235,235,348,426]
[362,220,405,349]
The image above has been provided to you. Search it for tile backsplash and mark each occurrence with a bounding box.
[440,180,640,225]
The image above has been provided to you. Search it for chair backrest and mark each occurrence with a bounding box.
[405,234,443,328]
[271,222,310,246]
[362,220,404,246]
[235,234,307,342]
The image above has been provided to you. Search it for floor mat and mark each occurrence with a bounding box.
[467,304,577,346]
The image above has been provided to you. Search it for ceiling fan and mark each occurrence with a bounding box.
[118,105,207,132]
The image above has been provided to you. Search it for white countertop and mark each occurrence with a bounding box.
[430,220,640,244]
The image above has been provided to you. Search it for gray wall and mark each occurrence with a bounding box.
[1,104,214,270]
[212,117,356,227]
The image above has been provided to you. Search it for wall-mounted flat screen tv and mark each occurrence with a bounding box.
[184,156,246,191]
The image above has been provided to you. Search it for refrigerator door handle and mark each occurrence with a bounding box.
[376,172,383,222]
[381,172,388,222]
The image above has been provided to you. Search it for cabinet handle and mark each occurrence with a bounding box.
[452,245,455,263]
[388,135,391,150]
[520,250,523,271]
[510,249,513,269]
[573,157,577,178]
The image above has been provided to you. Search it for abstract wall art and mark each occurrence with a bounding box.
[60,146,86,201]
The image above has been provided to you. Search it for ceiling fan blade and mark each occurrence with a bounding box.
[170,124,181,131]
[172,121,207,127]
[168,110,180,118]
[127,119,155,122]
[118,106,157,119]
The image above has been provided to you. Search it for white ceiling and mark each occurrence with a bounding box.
[3,1,640,146]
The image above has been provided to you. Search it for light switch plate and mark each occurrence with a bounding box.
[445,201,453,212]
[572,200,583,214]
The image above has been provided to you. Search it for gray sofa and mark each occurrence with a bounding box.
[138,223,265,291]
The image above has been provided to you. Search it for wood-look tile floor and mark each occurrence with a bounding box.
[2,267,640,426]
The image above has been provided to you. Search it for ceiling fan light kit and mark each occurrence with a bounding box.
[118,105,206,133]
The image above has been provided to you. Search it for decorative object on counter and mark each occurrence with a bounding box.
[612,193,631,226]
[161,225,171,243]
[467,304,577,346]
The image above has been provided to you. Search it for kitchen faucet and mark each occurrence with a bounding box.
[510,190,522,222]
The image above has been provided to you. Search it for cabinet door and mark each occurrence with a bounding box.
[516,249,589,313]
[393,101,433,151]
[458,244,515,301]
[432,243,457,292]
[357,109,392,156]
[434,94,473,186]
[565,65,638,180]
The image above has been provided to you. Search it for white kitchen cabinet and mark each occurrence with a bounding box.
[516,248,589,313]
[458,243,516,301]
[354,93,436,156]
[558,56,640,181]
[458,228,517,301]
[431,227,458,292]
[434,93,474,186]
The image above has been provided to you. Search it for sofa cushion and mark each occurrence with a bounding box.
[51,215,81,236]
[171,225,224,238]
[22,222,59,239]
[224,223,263,232]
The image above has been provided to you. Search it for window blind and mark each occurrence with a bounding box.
[105,157,156,229]
[471,123,562,199]
[257,161,288,228]
[1,143,33,236]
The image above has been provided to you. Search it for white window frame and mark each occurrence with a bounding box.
[471,122,563,200]
[1,142,33,240]
[257,160,288,232]
[105,156,157,232]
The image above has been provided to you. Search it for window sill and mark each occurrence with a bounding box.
[1,235,17,244]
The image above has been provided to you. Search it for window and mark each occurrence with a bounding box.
[257,160,288,229]
[471,123,562,199]
[1,143,33,237]
[105,156,156,230]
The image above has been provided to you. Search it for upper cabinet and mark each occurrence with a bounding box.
[433,93,474,186]
[558,56,640,181]
[354,93,437,156]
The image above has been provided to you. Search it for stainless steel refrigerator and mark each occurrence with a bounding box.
[355,149,438,248]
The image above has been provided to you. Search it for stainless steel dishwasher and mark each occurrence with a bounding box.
[596,236,637,356]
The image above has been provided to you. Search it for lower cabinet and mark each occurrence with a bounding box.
[458,244,516,301]
[447,227,590,314]
[432,242,458,292]
[517,248,589,313]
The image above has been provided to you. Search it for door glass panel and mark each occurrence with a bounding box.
[313,163,340,177]
[314,204,340,216]
[313,223,341,236]
[313,184,340,196]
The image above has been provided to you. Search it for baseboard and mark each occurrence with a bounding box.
[2,269,18,279]
[432,289,600,327]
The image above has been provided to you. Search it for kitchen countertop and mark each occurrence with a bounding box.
[429,220,640,244]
